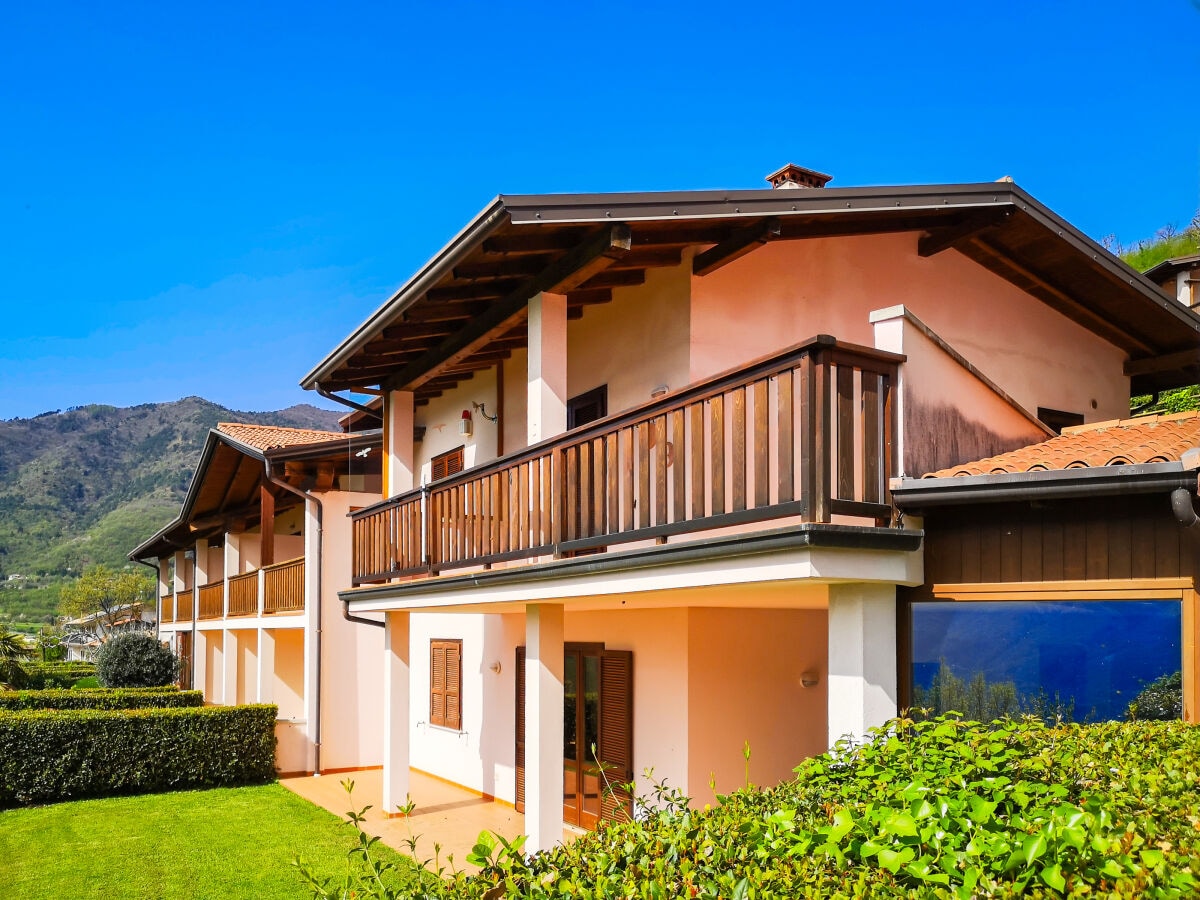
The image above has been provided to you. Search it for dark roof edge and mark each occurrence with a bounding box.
[128,429,228,561]
[891,461,1197,510]
[1143,253,1200,283]
[300,197,510,389]
[341,523,923,604]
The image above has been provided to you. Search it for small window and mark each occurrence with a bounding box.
[429,639,462,730]
[568,385,608,429]
[1037,407,1084,435]
[430,446,465,482]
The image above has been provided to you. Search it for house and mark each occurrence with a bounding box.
[1145,254,1200,311]
[296,164,1200,850]
[61,602,156,662]
[891,412,1200,723]
[130,422,384,774]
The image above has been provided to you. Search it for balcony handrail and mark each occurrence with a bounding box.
[350,335,902,584]
[262,555,305,573]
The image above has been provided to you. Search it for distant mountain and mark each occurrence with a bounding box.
[0,398,342,624]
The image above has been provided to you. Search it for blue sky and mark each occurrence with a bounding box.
[2,0,1198,420]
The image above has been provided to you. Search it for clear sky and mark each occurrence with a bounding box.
[2,0,1198,421]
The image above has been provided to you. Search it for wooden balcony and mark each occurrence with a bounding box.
[228,571,258,617]
[161,593,174,623]
[264,557,305,614]
[177,589,194,622]
[198,581,225,620]
[351,336,901,586]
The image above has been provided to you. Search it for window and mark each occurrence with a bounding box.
[430,446,464,482]
[429,639,462,730]
[568,385,608,429]
[1037,407,1084,435]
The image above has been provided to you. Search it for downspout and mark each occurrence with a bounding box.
[264,459,326,775]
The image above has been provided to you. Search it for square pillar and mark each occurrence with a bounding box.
[385,390,416,496]
[193,538,210,587]
[224,532,241,617]
[382,611,411,813]
[527,292,568,445]
[827,583,897,747]
[525,602,564,853]
[257,628,275,704]
[222,628,239,706]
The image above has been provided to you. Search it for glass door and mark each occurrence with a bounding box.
[563,647,602,828]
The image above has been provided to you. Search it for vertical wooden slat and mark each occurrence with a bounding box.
[710,394,725,516]
[731,387,746,513]
[518,461,530,550]
[836,364,854,501]
[566,446,580,541]
[637,422,650,529]
[620,427,635,533]
[654,415,667,526]
[671,408,686,523]
[593,437,606,536]
[753,378,769,508]
[509,469,520,551]
[690,403,705,519]
[861,372,881,504]
[606,434,620,536]
[529,461,541,549]
[813,351,831,522]
[777,370,795,504]
[480,474,492,558]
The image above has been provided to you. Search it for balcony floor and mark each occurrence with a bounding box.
[280,767,578,872]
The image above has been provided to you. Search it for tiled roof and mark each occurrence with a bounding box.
[924,411,1200,478]
[216,422,348,452]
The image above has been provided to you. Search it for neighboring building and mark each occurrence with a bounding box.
[892,412,1200,723]
[1145,254,1200,311]
[130,422,384,774]
[62,603,156,662]
[295,166,1200,850]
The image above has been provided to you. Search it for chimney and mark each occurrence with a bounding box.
[765,163,832,190]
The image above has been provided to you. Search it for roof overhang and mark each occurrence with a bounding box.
[302,181,1200,401]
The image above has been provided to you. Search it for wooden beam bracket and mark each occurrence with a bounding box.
[917,209,1012,258]
[692,218,781,276]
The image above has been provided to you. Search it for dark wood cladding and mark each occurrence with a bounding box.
[906,493,1200,600]
[350,336,902,585]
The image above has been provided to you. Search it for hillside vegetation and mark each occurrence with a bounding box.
[0,398,341,625]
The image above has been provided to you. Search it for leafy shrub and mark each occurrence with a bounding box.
[95,633,179,687]
[298,716,1200,898]
[23,662,96,689]
[0,687,202,711]
[0,704,277,807]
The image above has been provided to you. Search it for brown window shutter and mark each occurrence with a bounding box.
[430,642,446,727]
[599,649,634,823]
[446,640,462,731]
[429,639,462,730]
[514,646,526,813]
[431,447,464,482]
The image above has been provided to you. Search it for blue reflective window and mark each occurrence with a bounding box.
[909,600,1181,722]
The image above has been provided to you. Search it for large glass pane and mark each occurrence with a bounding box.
[563,652,578,760]
[910,600,1181,722]
[582,656,602,819]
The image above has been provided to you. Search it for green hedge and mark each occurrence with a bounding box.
[23,662,97,689]
[0,704,277,807]
[0,688,203,711]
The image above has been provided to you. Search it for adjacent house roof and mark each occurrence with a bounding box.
[892,412,1200,510]
[924,412,1200,477]
[300,180,1200,402]
[1143,253,1200,285]
[215,422,350,452]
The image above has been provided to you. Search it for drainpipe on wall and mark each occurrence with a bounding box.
[129,556,161,636]
[264,458,325,775]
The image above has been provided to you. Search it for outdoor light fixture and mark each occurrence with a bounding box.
[472,401,498,423]
[460,409,473,436]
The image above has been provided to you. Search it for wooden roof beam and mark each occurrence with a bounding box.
[918,209,1013,258]
[1124,347,1200,378]
[693,218,781,276]
[385,224,632,392]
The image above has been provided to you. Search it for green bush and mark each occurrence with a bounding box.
[96,633,179,688]
[1128,671,1183,721]
[0,687,203,711]
[299,716,1200,899]
[23,662,96,689]
[0,704,277,807]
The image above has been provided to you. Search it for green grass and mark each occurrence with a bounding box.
[0,782,407,899]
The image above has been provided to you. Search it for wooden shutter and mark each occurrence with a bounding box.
[514,646,526,813]
[429,639,462,730]
[599,649,634,822]
[431,447,465,482]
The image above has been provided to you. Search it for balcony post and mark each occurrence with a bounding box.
[524,602,565,853]
[382,610,411,813]
[257,568,266,617]
[257,628,275,704]
[527,291,568,445]
[222,628,238,705]
[385,390,416,496]
[827,583,897,747]
[224,532,241,618]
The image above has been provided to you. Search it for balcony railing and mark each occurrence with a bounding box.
[264,557,305,614]
[351,335,901,585]
[228,571,259,617]
[198,581,225,620]
[177,589,194,622]
[161,593,174,623]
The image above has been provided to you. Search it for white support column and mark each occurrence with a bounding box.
[527,291,568,445]
[224,531,241,618]
[525,602,565,853]
[222,629,239,706]
[194,631,209,698]
[302,497,320,772]
[382,610,411,814]
[194,539,210,590]
[385,390,416,495]
[827,583,898,748]
[257,628,275,704]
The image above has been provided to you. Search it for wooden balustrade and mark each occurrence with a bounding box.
[351,335,901,586]
[198,581,225,620]
[228,571,259,617]
[160,593,174,624]
[264,557,305,614]
[176,589,194,622]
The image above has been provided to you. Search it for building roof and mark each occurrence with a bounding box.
[1143,253,1200,284]
[924,411,1200,478]
[215,422,350,452]
[300,179,1200,402]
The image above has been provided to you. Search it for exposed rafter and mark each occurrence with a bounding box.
[918,209,1012,258]
[692,218,781,276]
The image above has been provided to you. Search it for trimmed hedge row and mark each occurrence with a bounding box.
[0,704,277,807]
[0,688,204,711]
[23,662,96,689]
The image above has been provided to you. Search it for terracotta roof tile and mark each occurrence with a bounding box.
[923,411,1200,478]
[216,422,348,452]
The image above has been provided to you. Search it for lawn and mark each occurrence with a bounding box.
[0,782,408,899]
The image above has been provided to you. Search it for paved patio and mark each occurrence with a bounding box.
[281,768,576,873]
